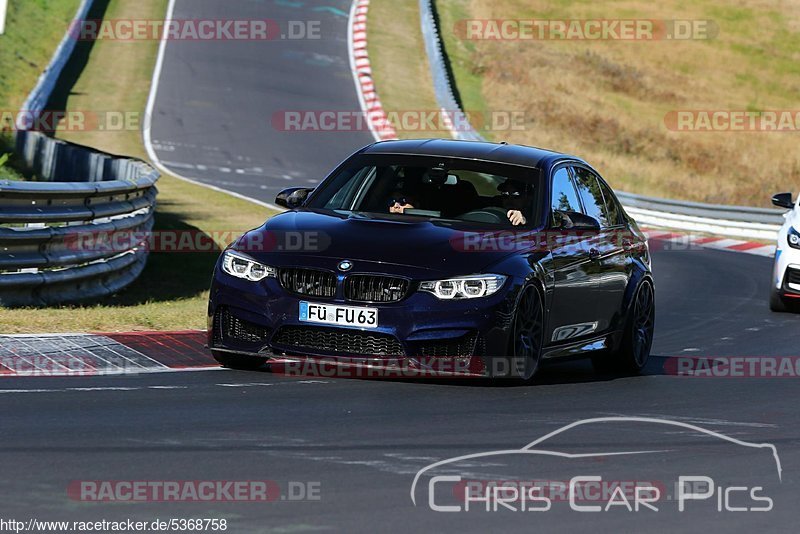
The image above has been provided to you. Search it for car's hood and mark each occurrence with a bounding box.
[234,210,522,277]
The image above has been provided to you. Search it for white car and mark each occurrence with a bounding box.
[770,192,800,312]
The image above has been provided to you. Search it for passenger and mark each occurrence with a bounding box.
[496,179,529,226]
[388,192,419,214]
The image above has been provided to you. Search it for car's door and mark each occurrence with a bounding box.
[570,166,630,334]
[545,166,601,344]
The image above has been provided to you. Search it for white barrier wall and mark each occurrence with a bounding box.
[0,0,8,35]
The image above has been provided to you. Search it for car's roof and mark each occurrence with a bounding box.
[360,138,583,170]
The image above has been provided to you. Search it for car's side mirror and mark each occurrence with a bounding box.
[276,187,313,209]
[554,210,601,231]
[771,192,794,210]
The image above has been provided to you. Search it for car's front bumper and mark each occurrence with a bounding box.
[778,263,800,298]
[208,270,523,377]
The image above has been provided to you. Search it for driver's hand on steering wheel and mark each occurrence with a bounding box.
[507,210,526,226]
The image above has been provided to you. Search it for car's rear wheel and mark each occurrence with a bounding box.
[509,286,544,382]
[593,279,654,374]
[212,350,267,370]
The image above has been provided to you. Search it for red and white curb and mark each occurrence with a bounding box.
[645,229,776,257]
[349,0,398,142]
[0,331,217,377]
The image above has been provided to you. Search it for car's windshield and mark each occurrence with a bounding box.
[306,155,543,227]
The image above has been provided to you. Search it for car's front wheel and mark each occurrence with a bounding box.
[593,279,655,374]
[770,286,789,312]
[509,285,545,382]
[212,350,267,370]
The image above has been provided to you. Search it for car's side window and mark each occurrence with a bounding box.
[324,166,376,210]
[571,167,610,228]
[596,177,624,227]
[550,167,582,226]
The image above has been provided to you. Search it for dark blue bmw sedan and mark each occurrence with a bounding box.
[208,139,654,381]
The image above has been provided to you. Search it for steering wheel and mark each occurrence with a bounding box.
[456,206,509,224]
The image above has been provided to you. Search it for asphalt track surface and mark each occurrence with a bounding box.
[5,0,799,531]
[4,241,800,531]
[147,0,373,205]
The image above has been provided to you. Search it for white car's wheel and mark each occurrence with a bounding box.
[769,286,787,312]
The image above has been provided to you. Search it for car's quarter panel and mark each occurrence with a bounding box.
[586,229,629,334]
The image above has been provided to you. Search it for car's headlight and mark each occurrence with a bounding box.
[419,274,507,299]
[221,250,276,282]
[789,227,800,250]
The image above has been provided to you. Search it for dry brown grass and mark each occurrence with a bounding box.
[435,0,800,206]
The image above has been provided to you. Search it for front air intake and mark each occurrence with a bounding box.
[278,267,337,298]
[345,275,410,303]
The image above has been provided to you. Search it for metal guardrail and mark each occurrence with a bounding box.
[418,0,482,142]
[616,192,785,240]
[0,131,159,307]
[418,0,787,240]
[614,192,784,225]
[0,0,159,307]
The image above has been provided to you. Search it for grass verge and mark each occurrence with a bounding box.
[0,0,80,111]
[0,0,80,178]
[0,0,275,333]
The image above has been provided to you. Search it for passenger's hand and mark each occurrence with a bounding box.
[507,210,526,226]
[390,202,414,214]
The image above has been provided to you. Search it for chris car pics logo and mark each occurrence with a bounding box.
[410,417,781,513]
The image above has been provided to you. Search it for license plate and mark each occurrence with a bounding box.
[299,301,378,328]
